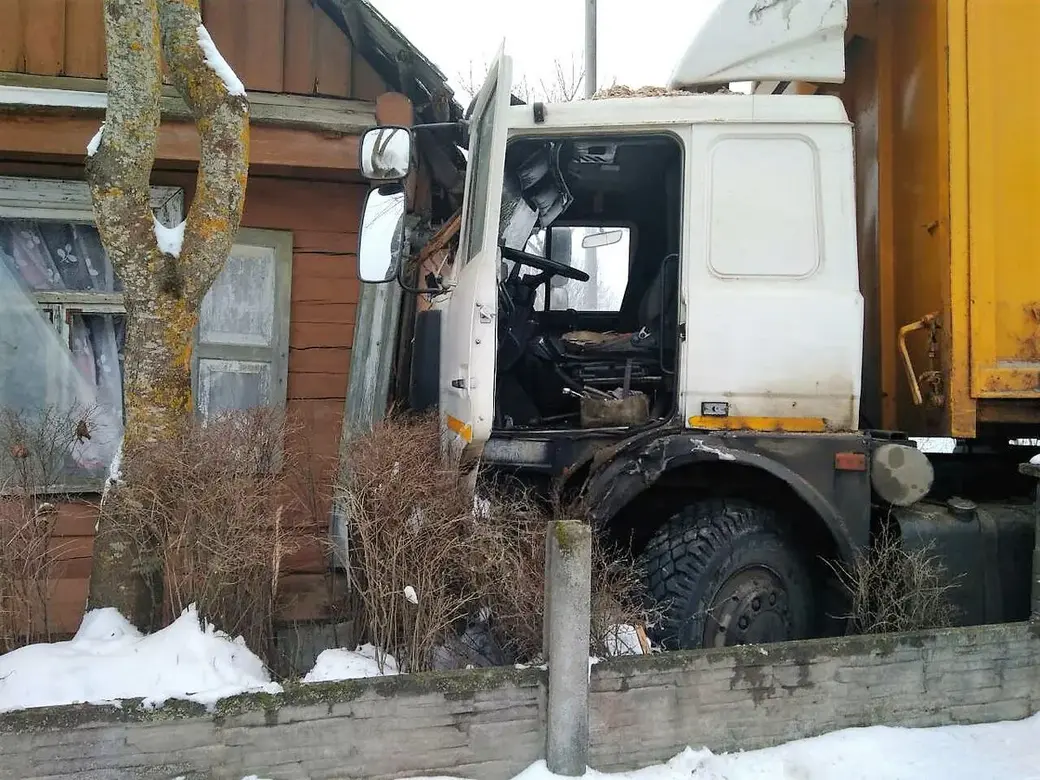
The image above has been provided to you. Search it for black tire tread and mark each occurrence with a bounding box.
[638,498,811,649]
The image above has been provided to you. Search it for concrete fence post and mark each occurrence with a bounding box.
[544,520,592,776]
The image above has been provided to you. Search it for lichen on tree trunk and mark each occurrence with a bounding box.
[85,0,250,624]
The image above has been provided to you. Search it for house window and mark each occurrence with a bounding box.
[0,177,293,490]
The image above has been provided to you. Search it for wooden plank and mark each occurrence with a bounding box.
[0,113,363,172]
[282,538,329,574]
[289,346,351,374]
[293,253,358,280]
[314,8,351,97]
[375,91,414,125]
[46,577,90,635]
[52,500,101,536]
[243,0,285,92]
[286,399,345,459]
[277,573,336,622]
[351,50,387,101]
[64,0,106,78]
[290,276,360,304]
[283,0,317,94]
[0,72,378,133]
[290,320,354,349]
[292,302,357,324]
[23,0,65,75]
[243,178,365,231]
[293,230,358,254]
[0,0,25,71]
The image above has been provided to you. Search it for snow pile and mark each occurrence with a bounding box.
[302,644,399,683]
[196,24,246,97]
[0,605,281,712]
[153,216,187,257]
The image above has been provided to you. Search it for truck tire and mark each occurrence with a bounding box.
[639,498,816,650]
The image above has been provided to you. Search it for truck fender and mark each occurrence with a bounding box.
[584,432,856,562]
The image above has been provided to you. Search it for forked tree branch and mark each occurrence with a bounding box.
[158,0,250,306]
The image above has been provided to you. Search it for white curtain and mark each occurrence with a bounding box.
[0,220,124,479]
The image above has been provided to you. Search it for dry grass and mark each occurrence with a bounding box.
[339,413,656,672]
[103,408,323,662]
[0,406,91,652]
[829,520,959,635]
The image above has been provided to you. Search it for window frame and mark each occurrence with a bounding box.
[1,178,184,494]
[524,222,636,314]
[0,177,294,493]
[190,227,294,422]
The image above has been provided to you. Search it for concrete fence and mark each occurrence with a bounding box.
[1,621,1038,780]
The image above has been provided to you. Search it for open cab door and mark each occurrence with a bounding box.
[441,44,512,457]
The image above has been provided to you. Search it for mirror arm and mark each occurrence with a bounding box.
[412,120,469,149]
[395,255,449,296]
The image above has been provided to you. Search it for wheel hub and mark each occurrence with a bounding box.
[705,566,792,648]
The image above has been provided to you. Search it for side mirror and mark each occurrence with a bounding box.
[359,126,413,181]
[357,185,406,284]
[581,229,625,249]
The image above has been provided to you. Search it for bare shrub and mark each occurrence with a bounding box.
[829,520,958,634]
[0,405,92,651]
[339,413,656,672]
[104,408,319,661]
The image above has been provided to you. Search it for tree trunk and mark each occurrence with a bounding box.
[85,0,249,624]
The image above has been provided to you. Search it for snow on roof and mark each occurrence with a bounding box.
[669,0,849,89]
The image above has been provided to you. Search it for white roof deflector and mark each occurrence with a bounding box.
[669,0,848,88]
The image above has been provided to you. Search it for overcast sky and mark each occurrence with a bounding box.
[367,0,726,100]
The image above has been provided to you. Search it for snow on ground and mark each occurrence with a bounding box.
[0,605,281,713]
[409,714,1040,780]
[302,643,399,683]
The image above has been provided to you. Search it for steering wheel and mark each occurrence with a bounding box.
[500,244,590,282]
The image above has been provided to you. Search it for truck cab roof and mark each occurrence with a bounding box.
[504,93,850,134]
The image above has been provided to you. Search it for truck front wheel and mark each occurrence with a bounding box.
[639,499,816,650]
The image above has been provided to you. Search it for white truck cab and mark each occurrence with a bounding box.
[360,0,861,458]
[351,0,983,652]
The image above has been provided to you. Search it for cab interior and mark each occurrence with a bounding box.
[493,132,684,431]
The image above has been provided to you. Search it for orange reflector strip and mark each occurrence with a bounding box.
[835,452,868,472]
[445,414,472,442]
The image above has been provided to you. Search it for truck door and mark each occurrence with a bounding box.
[440,45,513,454]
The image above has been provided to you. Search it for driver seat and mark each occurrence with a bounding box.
[559,256,677,357]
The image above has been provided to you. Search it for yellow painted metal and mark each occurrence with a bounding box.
[964,0,1040,401]
[834,0,1040,438]
[944,0,976,438]
[687,417,831,433]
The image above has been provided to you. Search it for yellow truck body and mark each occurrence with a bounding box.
[811,0,1040,440]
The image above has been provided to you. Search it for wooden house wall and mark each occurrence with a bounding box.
[0,0,389,100]
[0,157,367,634]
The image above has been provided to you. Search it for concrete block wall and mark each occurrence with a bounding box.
[590,622,1040,772]
[0,623,1037,780]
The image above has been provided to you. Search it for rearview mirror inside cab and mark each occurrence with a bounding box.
[581,229,625,249]
[359,127,413,181]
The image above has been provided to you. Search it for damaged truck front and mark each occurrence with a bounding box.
[351,0,1040,651]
